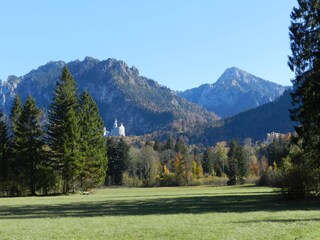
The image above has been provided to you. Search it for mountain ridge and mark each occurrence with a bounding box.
[0,57,218,136]
[179,67,287,117]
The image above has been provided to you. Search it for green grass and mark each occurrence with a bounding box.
[0,185,319,239]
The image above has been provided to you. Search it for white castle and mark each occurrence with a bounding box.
[104,119,125,137]
[265,132,280,144]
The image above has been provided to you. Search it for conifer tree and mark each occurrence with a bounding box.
[163,137,174,150]
[47,66,81,194]
[106,138,129,185]
[12,96,44,196]
[78,91,107,190]
[287,0,320,198]
[227,140,238,185]
[202,147,214,174]
[9,94,22,136]
[0,111,9,189]
[175,137,186,154]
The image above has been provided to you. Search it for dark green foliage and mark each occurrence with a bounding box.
[175,137,186,154]
[0,111,9,189]
[47,66,81,194]
[163,137,174,150]
[9,94,22,136]
[266,139,290,168]
[227,140,248,185]
[153,140,163,152]
[11,96,44,196]
[78,91,107,190]
[227,140,238,185]
[202,148,214,174]
[106,138,129,185]
[286,0,320,198]
[236,145,248,184]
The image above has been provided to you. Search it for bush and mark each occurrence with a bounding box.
[160,173,178,187]
[122,172,143,187]
[258,166,279,187]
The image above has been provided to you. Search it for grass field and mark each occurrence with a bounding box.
[0,185,319,240]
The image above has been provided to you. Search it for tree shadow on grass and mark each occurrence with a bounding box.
[0,194,319,219]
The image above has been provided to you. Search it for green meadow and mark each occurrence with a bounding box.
[0,185,319,240]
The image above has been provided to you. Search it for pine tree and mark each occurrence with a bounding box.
[47,66,81,194]
[163,137,174,150]
[106,138,129,185]
[78,91,107,190]
[0,110,9,192]
[153,140,162,152]
[236,144,248,184]
[287,0,320,198]
[9,94,22,136]
[6,94,23,196]
[202,147,214,175]
[175,137,186,154]
[227,140,238,185]
[12,96,44,196]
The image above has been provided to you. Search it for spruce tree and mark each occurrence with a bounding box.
[78,91,107,190]
[47,66,81,194]
[227,140,238,185]
[202,148,214,175]
[6,94,23,196]
[9,94,22,136]
[0,110,9,191]
[287,0,320,198]
[163,137,174,151]
[175,137,186,154]
[12,96,44,196]
[106,138,129,185]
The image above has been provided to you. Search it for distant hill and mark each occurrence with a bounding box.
[194,90,294,145]
[178,67,287,118]
[0,57,218,135]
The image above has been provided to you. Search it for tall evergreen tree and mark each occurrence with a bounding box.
[9,94,22,136]
[106,138,129,185]
[78,91,107,190]
[287,0,320,198]
[175,137,186,154]
[236,144,248,184]
[12,96,44,196]
[163,137,174,151]
[227,140,239,185]
[202,147,214,175]
[0,110,9,192]
[47,66,81,194]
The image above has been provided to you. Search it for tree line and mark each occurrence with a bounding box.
[105,133,295,189]
[0,67,107,196]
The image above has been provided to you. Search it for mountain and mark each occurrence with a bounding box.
[179,67,287,118]
[192,90,294,145]
[0,57,218,135]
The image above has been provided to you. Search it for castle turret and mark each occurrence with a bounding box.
[113,119,118,129]
[118,123,125,136]
[108,118,126,137]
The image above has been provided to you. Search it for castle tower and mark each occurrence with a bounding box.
[113,119,118,129]
[118,123,125,136]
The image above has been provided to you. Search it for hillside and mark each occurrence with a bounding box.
[179,67,287,117]
[197,90,294,145]
[0,57,218,135]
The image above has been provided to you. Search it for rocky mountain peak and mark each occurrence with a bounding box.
[0,57,217,136]
[179,67,287,118]
[217,67,262,86]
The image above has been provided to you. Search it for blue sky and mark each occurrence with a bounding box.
[0,0,296,91]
